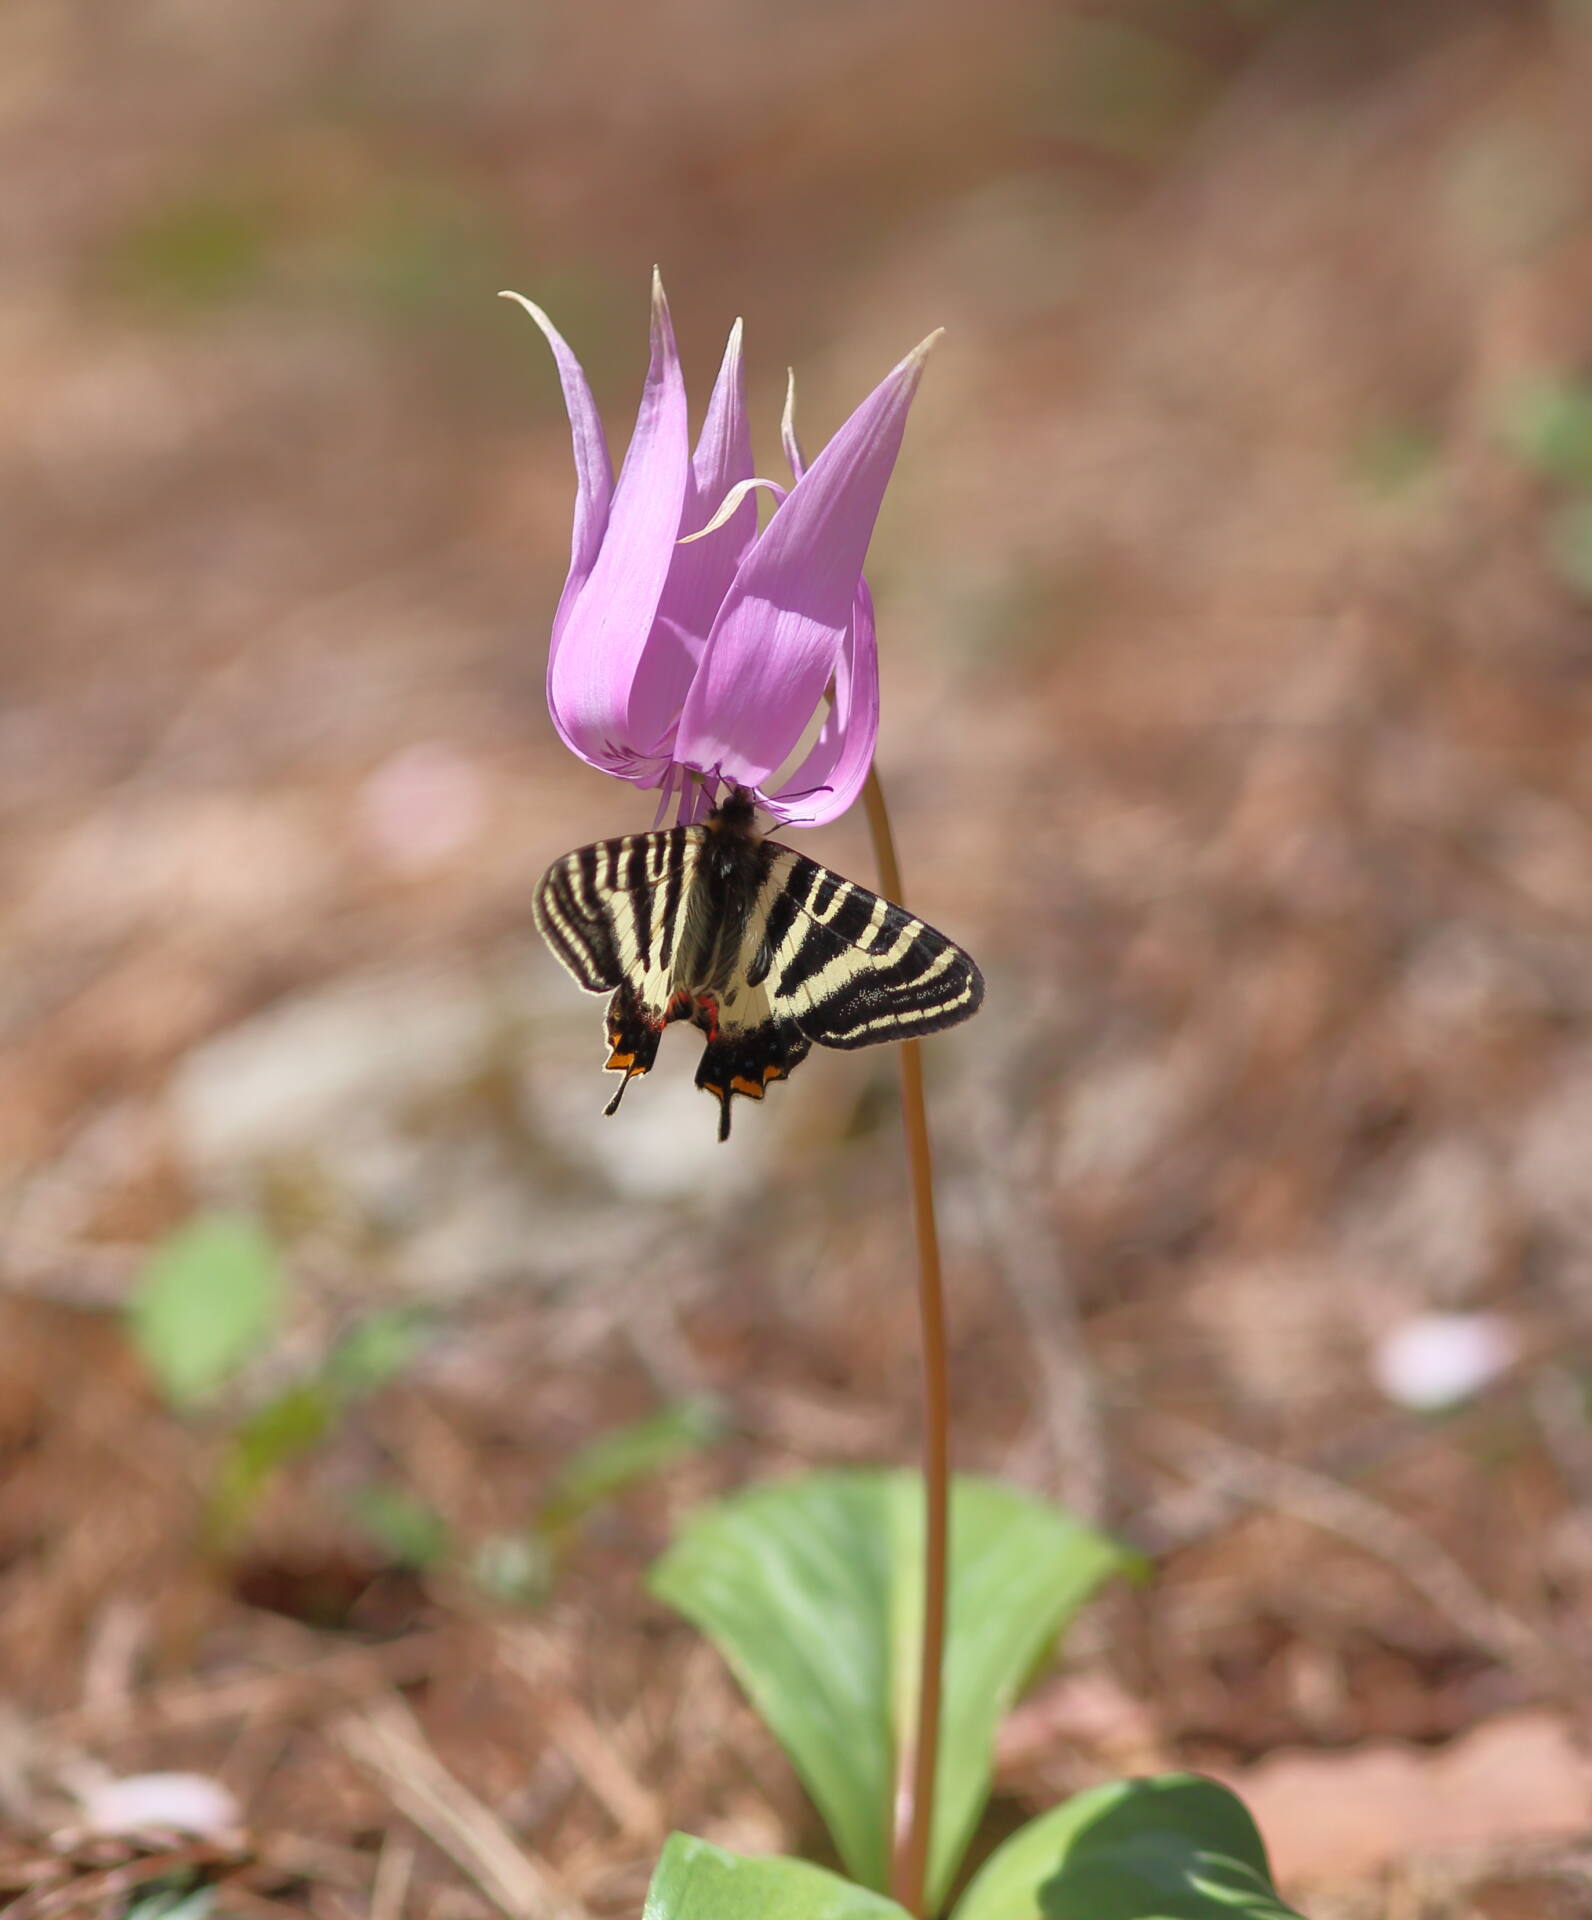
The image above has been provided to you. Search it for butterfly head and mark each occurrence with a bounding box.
[706,786,762,842]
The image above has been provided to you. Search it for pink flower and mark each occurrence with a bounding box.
[503,272,938,827]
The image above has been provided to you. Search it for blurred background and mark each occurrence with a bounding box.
[6,0,1592,1911]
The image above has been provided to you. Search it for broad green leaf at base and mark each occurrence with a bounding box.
[645,1833,911,1920]
[953,1776,1306,1920]
[649,1470,1131,1908]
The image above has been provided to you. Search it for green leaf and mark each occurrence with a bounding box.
[1347,420,1439,501]
[122,1888,216,1920]
[345,1483,451,1568]
[205,1309,429,1542]
[128,1214,285,1409]
[655,1475,892,1893]
[1546,496,1592,600]
[644,1832,911,1920]
[541,1396,725,1534]
[953,1777,1305,1920]
[1499,376,1592,487]
[322,1306,435,1399]
[649,1471,1130,1908]
[209,1381,336,1538]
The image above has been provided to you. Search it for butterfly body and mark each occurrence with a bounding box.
[534,789,983,1139]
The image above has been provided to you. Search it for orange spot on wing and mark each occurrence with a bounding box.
[605,1050,634,1070]
[731,1075,764,1099]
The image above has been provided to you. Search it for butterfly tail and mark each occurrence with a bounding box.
[601,983,667,1115]
[694,1021,812,1142]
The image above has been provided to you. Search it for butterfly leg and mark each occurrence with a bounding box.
[601,983,667,1116]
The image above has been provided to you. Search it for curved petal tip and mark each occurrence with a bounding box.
[905,327,946,373]
[498,288,554,327]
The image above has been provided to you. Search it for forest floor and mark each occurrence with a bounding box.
[5,1,1592,1914]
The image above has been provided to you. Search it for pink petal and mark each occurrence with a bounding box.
[673,332,938,791]
[546,272,691,770]
[693,320,756,506]
[767,373,877,827]
[498,291,613,651]
[763,579,879,827]
[627,318,756,753]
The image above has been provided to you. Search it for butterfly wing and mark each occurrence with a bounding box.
[761,844,984,1046]
[533,826,707,1109]
[538,819,984,1141]
[693,843,984,1137]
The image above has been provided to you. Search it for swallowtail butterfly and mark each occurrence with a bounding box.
[534,788,985,1139]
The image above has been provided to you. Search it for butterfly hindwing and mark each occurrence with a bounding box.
[691,991,813,1143]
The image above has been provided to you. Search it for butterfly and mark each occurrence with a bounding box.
[534,788,985,1139]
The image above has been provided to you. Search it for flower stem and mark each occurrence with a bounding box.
[863,766,950,1920]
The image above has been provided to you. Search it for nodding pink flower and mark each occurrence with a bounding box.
[502,272,938,828]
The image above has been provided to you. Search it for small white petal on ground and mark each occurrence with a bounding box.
[1371,1312,1519,1410]
[79,1771,242,1838]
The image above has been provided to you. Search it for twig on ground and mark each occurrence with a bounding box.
[4,1839,250,1920]
[335,1694,581,1920]
[222,1888,323,1920]
[498,1633,664,1843]
[47,1632,443,1742]
[371,1830,417,1920]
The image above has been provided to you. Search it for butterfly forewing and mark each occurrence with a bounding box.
[534,826,705,1003]
[746,846,984,1049]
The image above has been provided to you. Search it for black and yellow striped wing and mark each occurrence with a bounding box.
[738,845,984,1049]
[533,815,983,1139]
[686,844,984,1138]
[533,825,705,1002]
[534,825,710,1118]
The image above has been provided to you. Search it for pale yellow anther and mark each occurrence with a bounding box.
[678,476,786,545]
